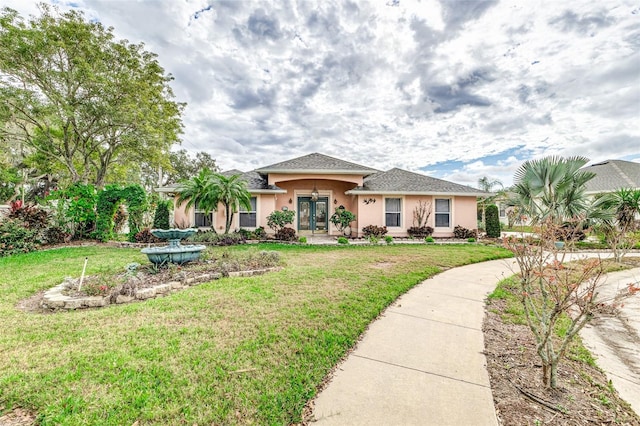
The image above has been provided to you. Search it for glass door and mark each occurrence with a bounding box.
[298,197,329,232]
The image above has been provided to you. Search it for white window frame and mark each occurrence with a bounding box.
[384,197,403,228]
[239,196,258,229]
[194,200,214,228]
[434,198,451,228]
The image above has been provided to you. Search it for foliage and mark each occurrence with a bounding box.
[477,176,504,229]
[177,171,252,234]
[43,225,69,244]
[412,200,432,228]
[502,220,639,388]
[337,236,349,244]
[152,199,171,229]
[94,185,147,242]
[509,156,595,225]
[362,225,388,238]
[384,235,393,244]
[140,149,219,191]
[113,205,127,234]
[274,227,297,241]
[467,238,476,243]
[134,228,162,244]
[453,225,477,239]
[186,231,246,246]
[485,204,501,238]
[52,183,97,239]
[0,5,183,187]
[592,188,640,262]
[0,161,20,202]
[298,236,307,244]
[329,207,356,235]
[407,226,433,238]
[368,235,380,245]
[0,218,39,256]
[267,210,296,232]
[425,236,435,243]
[7,202,49,230]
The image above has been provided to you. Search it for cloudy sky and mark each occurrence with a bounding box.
[5,0,640,186]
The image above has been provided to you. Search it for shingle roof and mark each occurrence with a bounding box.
[583,160,640,193]
[347,168,489,196]
[256,152,379,175]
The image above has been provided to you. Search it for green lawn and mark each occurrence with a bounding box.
[0,244,511,425]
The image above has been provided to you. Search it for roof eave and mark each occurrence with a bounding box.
[345,190,488,197]
[249,189,287,194]
[256,168,377,175]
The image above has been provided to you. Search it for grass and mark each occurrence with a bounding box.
[0,243,511,425]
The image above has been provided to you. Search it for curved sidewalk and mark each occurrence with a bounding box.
[311,258,517,426]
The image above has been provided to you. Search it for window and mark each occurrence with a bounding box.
[435,198,450,228]
[194,201,213,228]
[385,198,402,227]
[239,196,257,228]
[499,203,506,218]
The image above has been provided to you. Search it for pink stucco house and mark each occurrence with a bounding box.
[162,153,488,238]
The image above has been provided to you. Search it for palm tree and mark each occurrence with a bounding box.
[477,176,503,229]
[592,187,640,261]
[509,156,595,225]
[176,168,219,230]
[214,173,252,234]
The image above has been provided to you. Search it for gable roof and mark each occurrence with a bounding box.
[346,168,489,196]
[255,152,379,175]
[583,160,640,194]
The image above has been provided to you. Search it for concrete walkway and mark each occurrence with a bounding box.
[312,258,517,425]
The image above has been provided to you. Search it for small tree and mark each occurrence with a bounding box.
[485,204,501,238]
[267,210,295,233]
[153,199,171,229]
[504,220,639,388]
[329,207,356,236]
[412,200,432,227]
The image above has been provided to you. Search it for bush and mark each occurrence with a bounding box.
[253,226,266,239]
[275,227,297,241]
[152,200,171,229]
[187,231,246,246]
[237,228,253,239]
[298,236,307,243]
[453,225,477,239]
[0,219,39,256]
[329,207,356,235]
[134,228,162,243]
[337,236,349,244]
[362,225,387,238]
[267,210,295,232]
[467,237,476,243]
[384,235,393,244]
[43,225,70,244]
[425,236,435,243]
[407,226,434,238]
[53,183,97,239]
[555,223,587,242]
[368,236,380,245]
[485,204,501,238]
[8,202,49,230]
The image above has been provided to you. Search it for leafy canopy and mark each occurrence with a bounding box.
[0,5,184,187]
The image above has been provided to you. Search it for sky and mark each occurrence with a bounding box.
[4,0,640,187]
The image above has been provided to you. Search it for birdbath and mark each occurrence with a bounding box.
[141,228,206,265]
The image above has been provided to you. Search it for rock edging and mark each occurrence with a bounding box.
[41,267,281,311]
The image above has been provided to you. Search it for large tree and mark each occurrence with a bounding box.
[0,5,183,188]
[139,149,219,191]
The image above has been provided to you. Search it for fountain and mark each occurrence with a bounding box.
[141,228,206,265]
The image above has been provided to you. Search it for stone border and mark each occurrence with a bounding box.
[41,267,281,311]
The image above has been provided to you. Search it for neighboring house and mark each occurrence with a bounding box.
[160,153,488,238]
[582,159,640,195]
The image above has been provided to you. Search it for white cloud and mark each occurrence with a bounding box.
[4,0,639,187]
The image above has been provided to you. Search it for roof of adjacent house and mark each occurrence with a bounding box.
[583,160,640,193]
[346,168,489,196]
[255,152,379,175]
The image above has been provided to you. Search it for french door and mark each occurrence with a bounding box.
[298,197,328,232]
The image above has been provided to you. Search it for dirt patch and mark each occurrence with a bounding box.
[484,297,640,425]
[0,408,37,426]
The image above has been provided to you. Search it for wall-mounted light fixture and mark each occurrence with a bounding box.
[311,183,319,201]
[288,198,293,204]
[334,198,338,205]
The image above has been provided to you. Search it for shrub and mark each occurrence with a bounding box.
[152,200,171,229]
[8,202,49,230]
[187,231,246,246]
[337,236,349,244]
[467,237,476,243]
[485,204,501,238]
[555,223,587,242]
[0,219,39,256]
[275,227,297,241]
[425,236,435,243]
[53,183,97,239]
[407,226,433,238]
[453,225,477,239]
[384,235,393,244]
[368,236,379,245]
[329,207,356,235]
[362,225,387,238]
[298,236,307,243]
[253,226,266,239]
[134,228,162,243]
[237,228,253,239]
[43,225,70,245]
[267,210,295,232]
